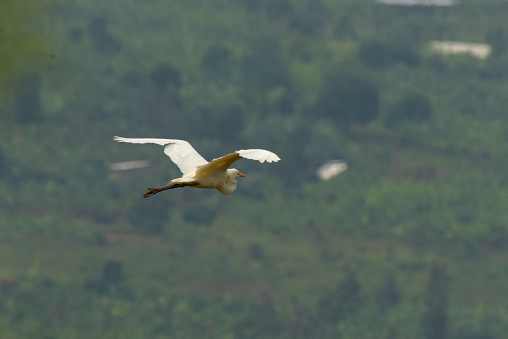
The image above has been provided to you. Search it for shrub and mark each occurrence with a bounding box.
[318,266,362,325]
[149,63,181,91]
[87,17,122,54]
[182,199,217,225]
[386,92,433,127]
[0,144,5,175]
[241,37,289,91]
[315,68,379,128]
[200,45,233,77]
[423,261,449,339]
[358,40,419,69]
[376,272,402,310]
[127,196,171,235]
[264,0,295,22]
[14,73,42,124]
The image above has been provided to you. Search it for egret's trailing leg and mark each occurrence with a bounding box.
[143,183,185,198]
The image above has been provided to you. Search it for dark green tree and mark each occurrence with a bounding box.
[386,92,433,127]
[423,261,449,339]
[0,144,5,176]
[127,196,171,235]
[86,261,128,296]
[182,199,217,225]
[315,68,379,129]
[318,266,362,325]
[241,37,289,91]
[150,63,181,92]
[197,104,244,142]
[358,40,419,69]
[486,27,508,55]
[264,0,295,22]
[14,73,42,124]
[102,261,124,287]
[87,17,122,55]
[200,45,233,77]
[376,272,401,310]
[233,298,282,338]
[247,243,263,261]
[289,0,328,35]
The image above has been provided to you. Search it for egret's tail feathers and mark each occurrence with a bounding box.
[143,183,185,198]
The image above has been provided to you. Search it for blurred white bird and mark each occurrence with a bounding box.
[114,136,280,198]
[110,160,151,171]
[316,160,348,181]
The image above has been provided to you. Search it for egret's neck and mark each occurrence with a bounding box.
[217,169,238,195]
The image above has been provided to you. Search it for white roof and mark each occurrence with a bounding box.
[377,0,457,6]
[430,41,492,59]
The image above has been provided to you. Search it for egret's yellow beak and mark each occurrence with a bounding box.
[238,172,246,177]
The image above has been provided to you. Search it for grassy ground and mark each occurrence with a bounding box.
[2,211,507,311]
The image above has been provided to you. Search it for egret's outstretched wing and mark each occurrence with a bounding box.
[114,136,208,175]
[198,149,280,175]
[236,149,280,163]
[114,136,175,146]
[162,141,209,175]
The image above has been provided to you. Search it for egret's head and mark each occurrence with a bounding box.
[219,169,245,195]
[229,168,246,179]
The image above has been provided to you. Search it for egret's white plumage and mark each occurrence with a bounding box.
[114,136,280,197]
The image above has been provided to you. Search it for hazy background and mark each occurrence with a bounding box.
[0,0,507,337]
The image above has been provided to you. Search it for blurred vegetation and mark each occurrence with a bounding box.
[0,0,507,337]
[0,0,49,92]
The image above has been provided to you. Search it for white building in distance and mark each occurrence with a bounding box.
[377,0,458,6]
[430,41,492,60]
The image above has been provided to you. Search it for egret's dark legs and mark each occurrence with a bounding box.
[143,183,185,198]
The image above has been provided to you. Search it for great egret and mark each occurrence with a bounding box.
[114,136,280,197]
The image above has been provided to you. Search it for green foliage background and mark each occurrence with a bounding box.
[0,0,507,337]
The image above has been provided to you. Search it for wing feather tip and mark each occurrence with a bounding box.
[237,149,280,163]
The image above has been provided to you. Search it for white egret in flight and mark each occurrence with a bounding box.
[114,136,280,198]
[316,160,348,181]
